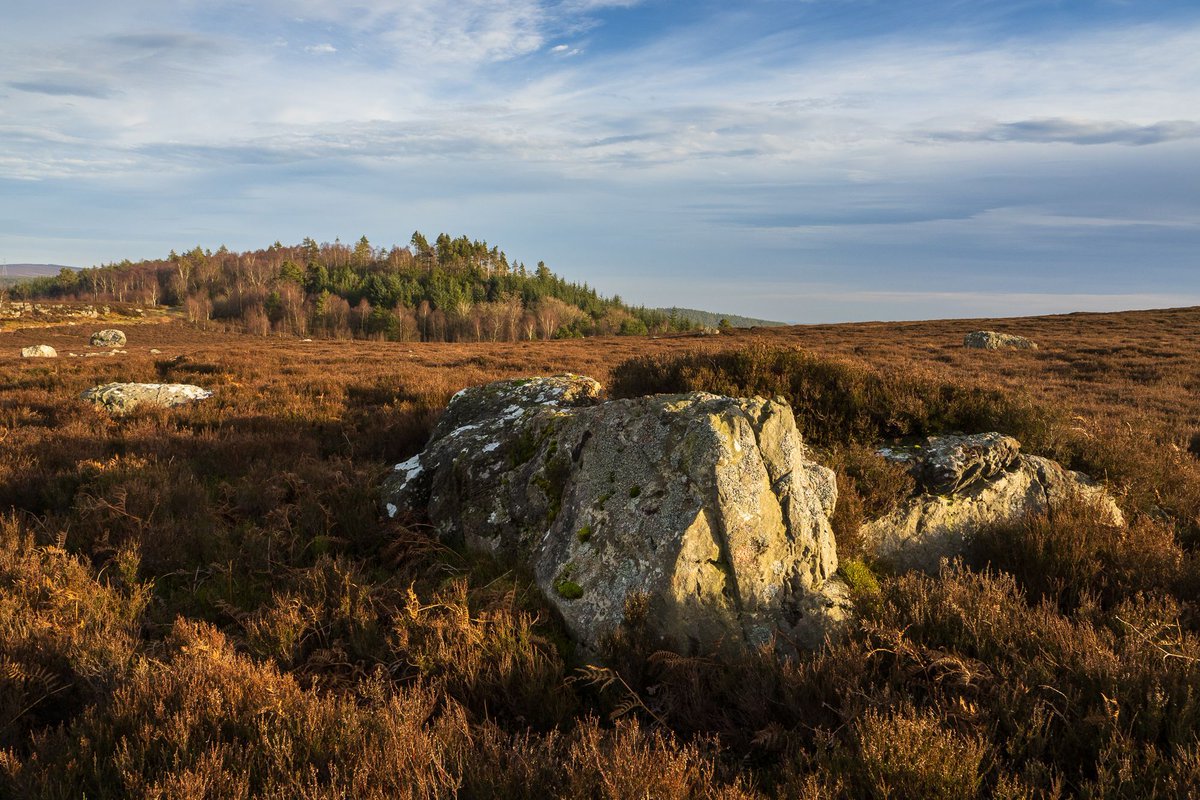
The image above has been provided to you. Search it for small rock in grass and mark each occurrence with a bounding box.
[90,329,127,347]
[81,382,212,415]
[963,330,1037,350]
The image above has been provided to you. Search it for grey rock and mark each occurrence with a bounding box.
[879,432,1021,494]
[21,345,57,358]
[384,375,848,656]
[1,303,102,320]
[81,382,212,415]
[862,435,1122,573]
[963,330,1037,350]
[801,462,839,519]
[90,329,127,347]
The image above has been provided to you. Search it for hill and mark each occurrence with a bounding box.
[9,235,691,341]
[2,306,1199,796]
[0,263,77,286]
[656,306,786,328]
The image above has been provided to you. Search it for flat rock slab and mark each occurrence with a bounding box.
[384,374,848,656]
[964,331,1037,350]
[81,382,212,415]
[90,329,127,347]
[21,345,57,358]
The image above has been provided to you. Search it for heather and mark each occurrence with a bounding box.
[1,306,1199,797]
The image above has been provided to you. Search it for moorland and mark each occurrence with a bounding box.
[2,301,1200,798]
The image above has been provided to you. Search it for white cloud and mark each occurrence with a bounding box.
[1,1,1199,319]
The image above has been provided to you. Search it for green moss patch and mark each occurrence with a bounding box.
[838,558,881,596]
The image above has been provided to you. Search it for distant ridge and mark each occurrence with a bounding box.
[1,263,77,276]
[656,306,787,328]
[1,263,77,287]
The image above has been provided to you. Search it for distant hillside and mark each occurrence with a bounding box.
[1,264,77,286]
[657,307,786,328]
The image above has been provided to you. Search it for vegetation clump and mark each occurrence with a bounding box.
[837,558,881,597]
[554,566,584,600]
[611,343,1058,450]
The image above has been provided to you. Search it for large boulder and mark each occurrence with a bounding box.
[81,382,212,415]
[90,329,127,347]
[861,434,1122,573]
[21,345,57,358]
[963,331,1037,350]
[384,375,848,656]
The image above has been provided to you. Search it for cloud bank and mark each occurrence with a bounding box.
[0,0,1198,321]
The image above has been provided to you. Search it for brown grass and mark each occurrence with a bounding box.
[1,306,1199,796]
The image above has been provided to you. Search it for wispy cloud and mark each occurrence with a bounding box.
[923,118,1200,146]
[8,79,113,99]
[253,0,640,66]
[104,32,213,51]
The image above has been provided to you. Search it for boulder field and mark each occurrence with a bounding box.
[383,376,1119,657]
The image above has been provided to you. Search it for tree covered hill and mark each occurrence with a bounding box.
[0,264,77,287]
[656,307,786,329]
[10,234,690,341]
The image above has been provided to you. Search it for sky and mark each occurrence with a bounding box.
[1,0,1198,323]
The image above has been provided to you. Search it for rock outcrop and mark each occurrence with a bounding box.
[2,302,105,320]
[20,345,57,358]
[81,382,212,415]
[384,375,848,656]
[963,331,1037,350]
[861,434,1122,572]
[90,329,127,347]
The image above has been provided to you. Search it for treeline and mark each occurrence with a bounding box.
[11,234,690,341]
[656,307,786,329]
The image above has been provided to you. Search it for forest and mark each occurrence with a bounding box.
[10,233,691,341]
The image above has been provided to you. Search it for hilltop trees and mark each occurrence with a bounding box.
[17,234,682,342]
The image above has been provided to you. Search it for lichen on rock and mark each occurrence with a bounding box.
[90,329,127,347]
[383,374,848,656]
[81,382,212,415]
[963,330,1037,350]
[862,433,1122,573]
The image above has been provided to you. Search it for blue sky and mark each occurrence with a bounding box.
[2,0,1198,322]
